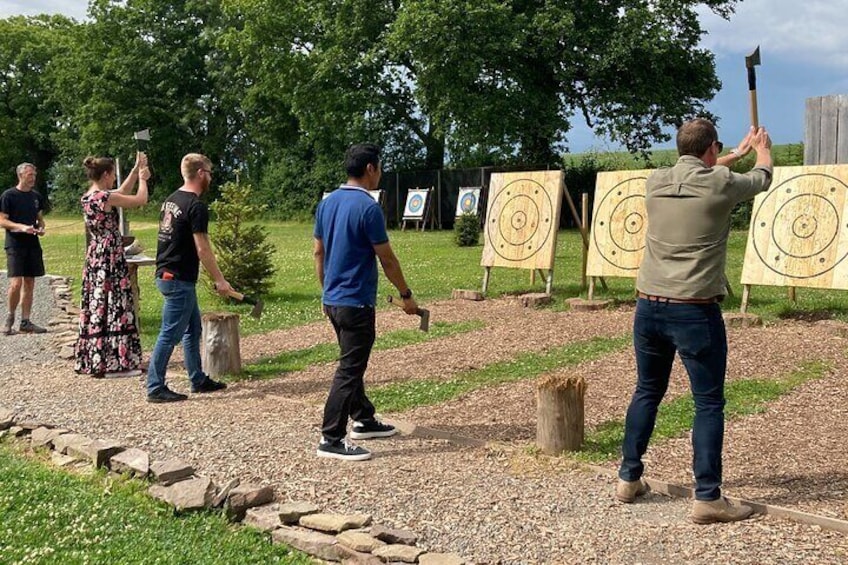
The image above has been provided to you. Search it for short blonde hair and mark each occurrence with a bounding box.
[180,153,212,181]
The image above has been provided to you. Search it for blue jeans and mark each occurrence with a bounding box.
[619,298,727,501]
[146,279,207,394]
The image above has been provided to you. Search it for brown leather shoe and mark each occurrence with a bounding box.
[691,497,754,524]
[2,314,14,335]
[615,479,648,503]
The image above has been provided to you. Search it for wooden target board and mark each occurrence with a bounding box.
[742,165,848,290]
[586,170,652,278]
[481,170,563,271]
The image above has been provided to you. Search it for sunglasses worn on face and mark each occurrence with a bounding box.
[714,140,724,153]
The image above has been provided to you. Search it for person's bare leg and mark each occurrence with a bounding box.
[4,276,22,334]
[20,277,34,320]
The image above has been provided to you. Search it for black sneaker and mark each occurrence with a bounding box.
[350,419,397,440]
[191,378,227,393]
[19,319,46,334]
[316,438,372,461]
[147,387,188,403]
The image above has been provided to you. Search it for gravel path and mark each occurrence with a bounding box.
[2,286,848,563]
[0,272,61,364]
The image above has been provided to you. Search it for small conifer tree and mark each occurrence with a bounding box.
[454,213,481,246]
[208,180,277,298]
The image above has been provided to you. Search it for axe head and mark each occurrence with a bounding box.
[237,294,263,319]
[134,128,151,151]
[745,46,760,68]
[417,308,430,332]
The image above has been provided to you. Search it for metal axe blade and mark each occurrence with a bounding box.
[417,308,430,332]
[745,46,760,68]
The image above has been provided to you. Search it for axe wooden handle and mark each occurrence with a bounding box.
[749,90,759,129]
[225,289,246,302]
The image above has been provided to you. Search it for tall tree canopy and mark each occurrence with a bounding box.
[0,0,739,213]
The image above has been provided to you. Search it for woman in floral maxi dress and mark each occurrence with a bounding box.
[75,154,150,378]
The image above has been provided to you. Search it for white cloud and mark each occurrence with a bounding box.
[698,1,848,68]
[0,0,88,21]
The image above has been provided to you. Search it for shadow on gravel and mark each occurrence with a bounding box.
[724,471,848,508]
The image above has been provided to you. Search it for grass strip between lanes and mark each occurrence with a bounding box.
[232,319,486,381]
[0,442,310,564]
[371,335,632,412]
[577,359,833,463]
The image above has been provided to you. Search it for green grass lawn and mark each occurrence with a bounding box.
[0,441,310,564]
[42,214,848,350]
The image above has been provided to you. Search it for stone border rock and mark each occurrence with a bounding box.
[0,407,467,564]
[44,276,79,360]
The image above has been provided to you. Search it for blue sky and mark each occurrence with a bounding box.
[3,0,846,154]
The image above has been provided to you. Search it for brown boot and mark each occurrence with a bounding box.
[2,314,14,335]
[615,479,648,503]
[691,497,754,524]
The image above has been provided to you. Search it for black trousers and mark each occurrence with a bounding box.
[321,305,377,441]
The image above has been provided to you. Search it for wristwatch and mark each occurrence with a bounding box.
[399,288,413,299]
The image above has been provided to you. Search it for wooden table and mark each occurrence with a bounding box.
[126,255,155,332]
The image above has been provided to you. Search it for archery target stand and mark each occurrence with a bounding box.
[585,170,652,300]
[402,187,435,231]
[480,170,568,295]
[740,165,848,312]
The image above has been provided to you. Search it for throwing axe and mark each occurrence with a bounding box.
[387,295,430,332]
[223,288,264,319]
[745,46,761,128]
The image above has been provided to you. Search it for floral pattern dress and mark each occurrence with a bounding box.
[74,190,142,376]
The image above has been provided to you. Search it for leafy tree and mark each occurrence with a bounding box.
[0,15,76,198]
[208,180,277,297]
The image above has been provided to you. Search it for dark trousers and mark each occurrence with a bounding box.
[619,298,727,501]
[321,305,377,442]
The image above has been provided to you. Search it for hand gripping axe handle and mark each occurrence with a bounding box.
[745,46,761,128]
[386,295,430,332]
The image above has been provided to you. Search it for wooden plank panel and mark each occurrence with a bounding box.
[585,170,653,278]
[741,165,848,290]
[821,96,840,165]
[481,170,563,270]
[837,95,848,164]
[805,96,822,165]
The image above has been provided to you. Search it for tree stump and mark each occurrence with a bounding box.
[536,374,586,454]
[201,312,241,377]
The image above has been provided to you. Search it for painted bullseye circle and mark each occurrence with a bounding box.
[487,178,553,261]
[751,173,848,279]
[407,193,424,215]
[592,177,647,270]
[460,192,477,213]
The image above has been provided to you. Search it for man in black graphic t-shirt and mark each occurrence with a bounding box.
[145,153,233,403]
[0,163,47,335]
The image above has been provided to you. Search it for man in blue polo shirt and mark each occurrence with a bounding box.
[313,143,418,461]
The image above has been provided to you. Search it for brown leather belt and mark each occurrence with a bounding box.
[637,292,718,304]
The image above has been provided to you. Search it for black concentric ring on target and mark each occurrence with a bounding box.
[487,178,553,261]
[592,177,648,270]
[751,173,848,279]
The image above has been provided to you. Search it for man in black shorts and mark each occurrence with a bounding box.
[0,163,47,335]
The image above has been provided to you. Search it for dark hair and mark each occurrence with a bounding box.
[83,156,115,181]
[344,143,381,178]
[676,118,718,157]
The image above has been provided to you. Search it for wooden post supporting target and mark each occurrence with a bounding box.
[741,164,848,312]
[480,170,565,295]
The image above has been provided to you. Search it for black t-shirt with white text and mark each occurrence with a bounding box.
[155,189,209,282]
[0,187,44,250]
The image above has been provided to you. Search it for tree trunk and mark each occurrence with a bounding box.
[536,375,586,454]
[201,312,242,377]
